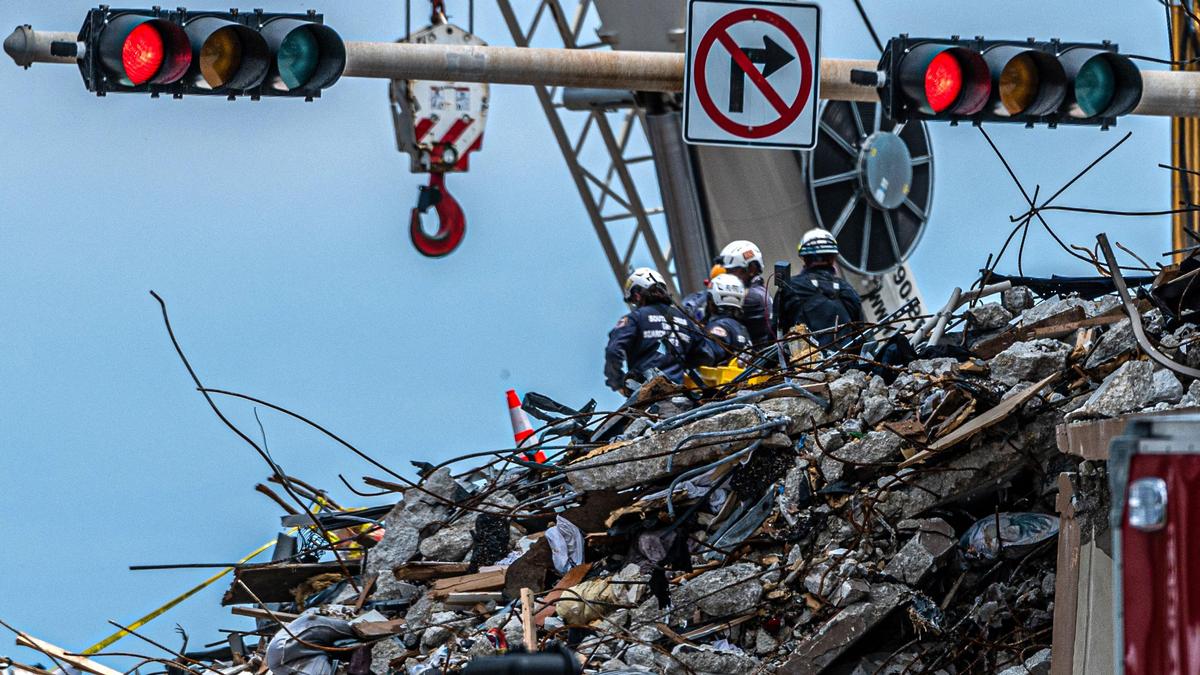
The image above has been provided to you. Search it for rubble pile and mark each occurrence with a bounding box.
[11,278,1200,675]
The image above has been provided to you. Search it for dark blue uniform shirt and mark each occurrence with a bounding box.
[604,304,702,391]
[743,277,773,348]
[701,314,752,366]
[774,267,864,349]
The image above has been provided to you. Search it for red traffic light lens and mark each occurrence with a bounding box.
[925,51,963,113]
[122,22,165,85]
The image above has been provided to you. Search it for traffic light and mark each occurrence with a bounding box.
[879,36,1143,128]
[77,7,346,99]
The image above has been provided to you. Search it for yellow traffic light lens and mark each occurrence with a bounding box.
[200,26,243,88]
[999,54,1039,115]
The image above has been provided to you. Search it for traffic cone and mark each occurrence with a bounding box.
[507,389,546,464]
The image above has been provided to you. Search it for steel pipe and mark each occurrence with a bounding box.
[11,25,1200,116]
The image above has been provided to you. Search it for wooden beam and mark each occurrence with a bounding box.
[13,632,123,675]
[520,588,537,651]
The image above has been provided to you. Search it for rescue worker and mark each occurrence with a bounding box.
[604,268,702,392]
[699,273,752,366]
[774,228,864,349]
[681,259,727,324]
[718,240,773,348]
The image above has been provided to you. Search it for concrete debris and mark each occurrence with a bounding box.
[1084,317,1135,370]
[1069,359,1155,419]
[989,339,1069,386]
[1002,286,1035,314]
[967,302,1013,330]
[45,283,1192,675]
[1149,368,1185,405]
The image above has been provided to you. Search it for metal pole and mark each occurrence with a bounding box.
[11,27,1200,117]
[643,108,711,295]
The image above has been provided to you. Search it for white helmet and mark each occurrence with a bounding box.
[707,273,746,309]
[624,267,667,301]
[719,240,764,271]
[798,228,840,257]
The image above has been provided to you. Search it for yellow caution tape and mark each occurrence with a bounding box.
[82,529,298,655]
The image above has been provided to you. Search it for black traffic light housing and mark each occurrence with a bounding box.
[77,6,345,100]
[879,35,1143,129]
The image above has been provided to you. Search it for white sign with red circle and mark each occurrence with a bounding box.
[683,0,820,150]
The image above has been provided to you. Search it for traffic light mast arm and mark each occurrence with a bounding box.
[344,41,878,101]
[4,25,875,100]
[8,25,1200,116]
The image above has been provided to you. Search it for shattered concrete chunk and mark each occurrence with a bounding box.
[1084,318,1135,370]
[1069,359,1155,419]
[830,579,871,607]
[997,647,1051,675]
[1148,368,1184,405]
[884,518,955,585]
[419,611,467,651]
[967,302,1013,331]
[819,430,903,483]
[1002,286,1035,314]
[908,358,958,377]
[668,643,760,674]
[366,522,421,578]
[418,513,478,562]
[369,637,407,675]
[989,339,1069,386]
[567,407,766,491]
[781,583,907,675]
[1017,295,1089,326]
[675,562,763,618]
[861,394,894,426]
[877,413,1057,521]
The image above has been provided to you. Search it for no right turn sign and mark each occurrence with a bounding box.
[683,0,821,150]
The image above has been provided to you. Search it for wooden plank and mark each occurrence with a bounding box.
[445,592,503,605]
[431,569,506,599]
[900,373,1058,468]
[230,606,300,623]
[14,633,124,675]
[1055,406,1200,460]
[223,560,361,605]
[1023,312,1124,340]
[3,660,55,675]
[1051,473,1082,675]
[393,561,470,582]
[520,588,537,651]
[533,563,593,627]
[352,619,407,638]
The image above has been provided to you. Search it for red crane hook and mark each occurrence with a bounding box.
[410,172,466,258]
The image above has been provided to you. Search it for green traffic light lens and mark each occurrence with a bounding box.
[1075,57,1115,118]
[277,28,320,90]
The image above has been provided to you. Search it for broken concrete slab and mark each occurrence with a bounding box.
[668,643,760,674]
[418,513,478,562]
[967,302,1013,331]
[1148,368,1184,405]
[1084,318,1135,370]
[884,518,956,585]
[674,562,764,618]
[567,407,767,491]
[819,430,903,483]
[781,583,908,675]
[877,413,1058,521]
[1002,286,1035,314]
[1069,359,1155,420]
[989,339,1070,386]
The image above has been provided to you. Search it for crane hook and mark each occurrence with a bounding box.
[410,172,466,258]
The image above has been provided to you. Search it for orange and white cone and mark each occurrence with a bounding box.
[507,389,546,464]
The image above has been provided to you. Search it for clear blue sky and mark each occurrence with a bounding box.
[0,0,1169,665]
